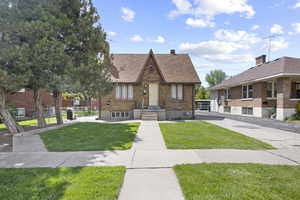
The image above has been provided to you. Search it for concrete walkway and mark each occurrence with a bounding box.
[119,168,184,200]
[206,118,300,149]
[132,121,166,150]
[1,117,300,199]
[119,121,185,200]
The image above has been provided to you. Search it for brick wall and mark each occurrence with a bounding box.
[101,55,194,112]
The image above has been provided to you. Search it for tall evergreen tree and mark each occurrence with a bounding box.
[0,0,32,133]
[68,0,114,118]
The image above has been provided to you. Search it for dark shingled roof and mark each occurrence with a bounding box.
[209,57,300,90]
[110,51,201,83]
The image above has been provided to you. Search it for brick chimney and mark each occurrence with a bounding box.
[256,55,266,65]
[170,49,176,55]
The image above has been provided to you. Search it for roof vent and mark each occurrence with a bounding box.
[256,55,266,65]
[170,49,176,55]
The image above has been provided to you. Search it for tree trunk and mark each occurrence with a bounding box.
[0,88,23,134]
[98,94,101,120]
[53,91,63,125]
[88,97,92,113]
[33,89,46,128]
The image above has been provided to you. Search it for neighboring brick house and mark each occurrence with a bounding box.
[209,55,300,121]
[7,89,55,118]
[7,89,97,119]
[100,49,201,120]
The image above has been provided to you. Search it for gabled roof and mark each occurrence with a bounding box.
[209,56,300,90]
[110,50,201,83]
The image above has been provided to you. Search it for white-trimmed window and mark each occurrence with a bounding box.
[116,84,133,100]
[224,88,230,99]
[171,84,183,100]
[111,112,130,119]
[242,107,253,115]
[16,108,25,118]
[242,85,253,99]
[267,80,277,98]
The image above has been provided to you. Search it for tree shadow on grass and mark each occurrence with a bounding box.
[0,167,81,200]
[40,122,140,151]
[0,167,125,200]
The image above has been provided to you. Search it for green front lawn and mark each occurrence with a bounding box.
[40,122,140,151]
[174,163,300,200]
[0,117,64,132]
[159,121,274,149]
[0,166,125,200]
[75,110,97,117]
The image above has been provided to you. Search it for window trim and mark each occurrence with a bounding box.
[294,82,300,99]
[242,84,253,99]
[266,80,277,99]
[224,88,231,99]
[242,107,253,115]
[116,84,134,100]
[16,108,26,118]
[111,111,130,119]
[171,84,184,100]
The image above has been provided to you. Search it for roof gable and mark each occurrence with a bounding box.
[137,50,166,82]
[111,50,201,83]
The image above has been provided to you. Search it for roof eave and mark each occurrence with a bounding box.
[208,73,300,90]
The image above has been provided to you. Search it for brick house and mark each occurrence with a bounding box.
[100,49,201,120]
[7,89,97,119]
[209,55,300,120]
[7,89,55,118]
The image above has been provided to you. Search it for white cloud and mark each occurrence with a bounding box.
[294,1,300,8]
[121,8,135,22]
[185,17,215,27]
[270,24,284,35]
[202,63,215,68]
[107,31,117,37]
[169,0,255,19]
[292,23,300,34]
[203,54,254,64]
[169,0,192,18]
[179,37,255,64]
[251,24,259,30]
[269,38,288,51]
[130,34,143,42]
[179,40,247,56]
[214,29,260,45]
[152,36,166,43]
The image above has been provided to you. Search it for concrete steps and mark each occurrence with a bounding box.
[141,112,158,121]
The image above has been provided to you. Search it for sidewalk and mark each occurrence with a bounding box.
[1,118,300,199]
[119,121,185,200]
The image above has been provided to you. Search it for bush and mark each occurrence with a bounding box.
[296,103,300,114]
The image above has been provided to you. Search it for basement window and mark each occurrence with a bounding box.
[224,106,231,113]
[111,112,130,119]
[242,107,253,115]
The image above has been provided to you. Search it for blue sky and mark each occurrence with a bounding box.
[93,0,300,86]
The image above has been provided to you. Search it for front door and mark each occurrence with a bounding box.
[149,82,159,106]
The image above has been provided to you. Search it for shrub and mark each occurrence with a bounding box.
[296,103,300,114]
